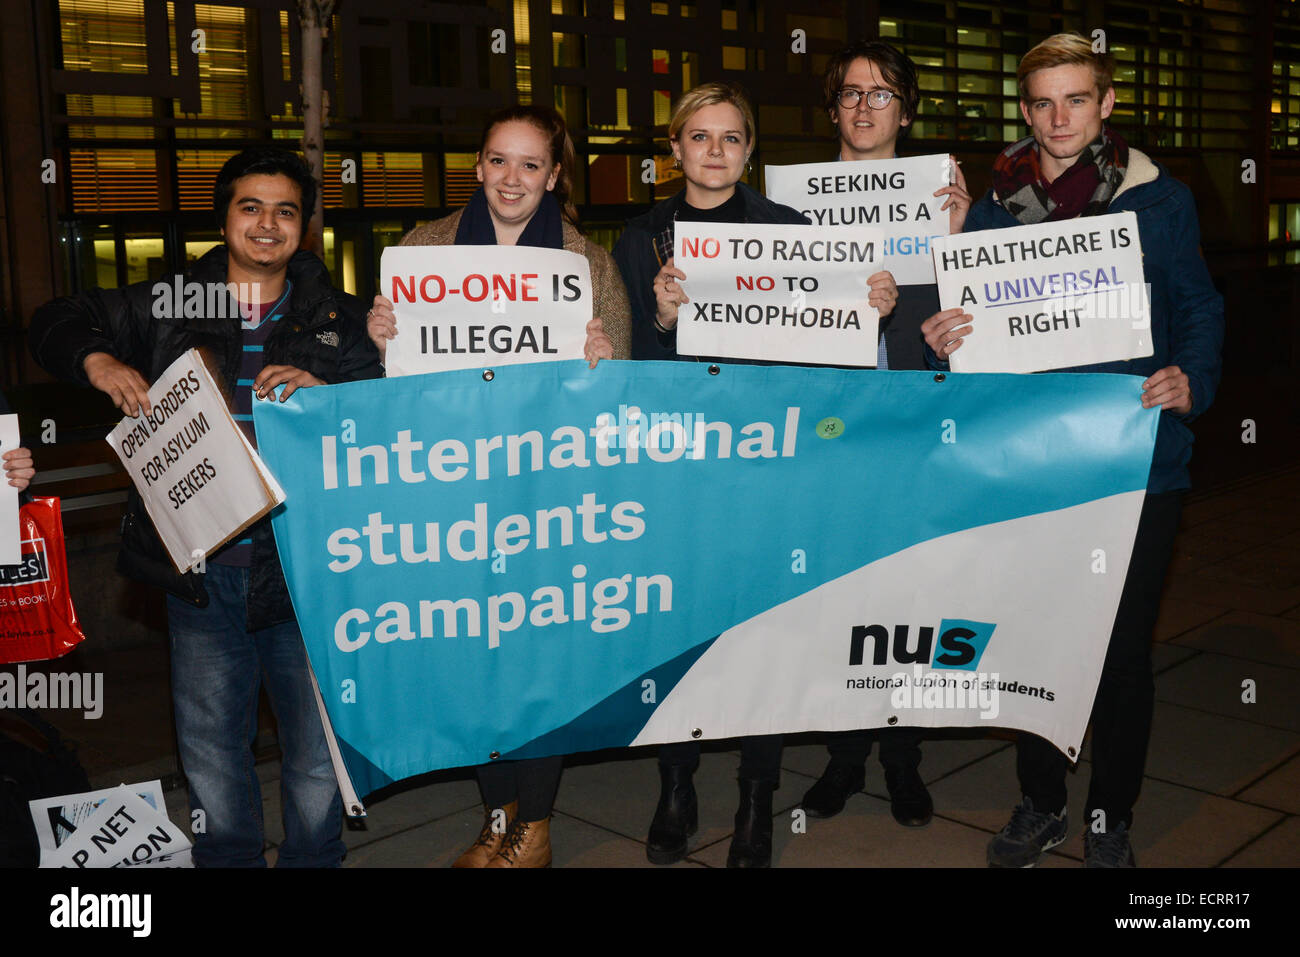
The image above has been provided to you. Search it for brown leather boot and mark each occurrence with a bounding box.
[485,816,552,868]
[452,801,517,868]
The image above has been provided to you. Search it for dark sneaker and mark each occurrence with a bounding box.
[1084,821,1136,868]
[884,766,934,827]
[800,761,866,819]
[986,797,1067,868]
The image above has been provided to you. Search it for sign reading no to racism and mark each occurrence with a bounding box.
[674,222,882,366]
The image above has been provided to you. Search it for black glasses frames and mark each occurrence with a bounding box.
[836,88,897,110]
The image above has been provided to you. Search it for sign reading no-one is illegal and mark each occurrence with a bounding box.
[381,245,591,376]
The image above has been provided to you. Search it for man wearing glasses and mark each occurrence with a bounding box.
[797,41,971,830]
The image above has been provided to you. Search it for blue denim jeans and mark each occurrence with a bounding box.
[168,563,344,867]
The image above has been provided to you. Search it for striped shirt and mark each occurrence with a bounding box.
[210,281,292,567]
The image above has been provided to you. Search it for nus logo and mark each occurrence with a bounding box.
[849,619,997,672]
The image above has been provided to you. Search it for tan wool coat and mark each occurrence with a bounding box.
[398,208,631,359]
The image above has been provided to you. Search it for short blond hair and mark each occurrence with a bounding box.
[668,82,756,146]
[1018,33,1115,101]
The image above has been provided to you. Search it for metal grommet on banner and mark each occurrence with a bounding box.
[933,372,946,383]
[483,369,495,382]
[887,715,899,726]
[489,750,501,760]
[707,364,720,375]
[691,728,702,739]
[1067,747,1077,759]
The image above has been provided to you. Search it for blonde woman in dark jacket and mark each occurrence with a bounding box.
[613,83,898,867]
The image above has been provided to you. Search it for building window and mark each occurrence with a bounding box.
[362,153,426,207]
[1268,201,1300,265]
[69,149,159,212]
[59,0,149,75]
[1273,58,1300,151]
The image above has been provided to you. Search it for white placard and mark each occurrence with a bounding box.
[765,154,951,285]
[381,245,592,376]
[51,786,192,868]
[28,779,189,867]
[106,350,284,572]
[674,222,881,366]
[0,414,20,564]
[932,211,1152,374]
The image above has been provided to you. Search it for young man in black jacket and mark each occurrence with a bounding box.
[30,147,381,867]
[798,40,972,831]
[923,35,1223,867]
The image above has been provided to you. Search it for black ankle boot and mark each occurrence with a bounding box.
[884,765,934,828]
[727,776,775,868]
[646,763,697,865]
[800,760,866,819]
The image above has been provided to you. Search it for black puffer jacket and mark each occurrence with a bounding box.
[29,246,381,629]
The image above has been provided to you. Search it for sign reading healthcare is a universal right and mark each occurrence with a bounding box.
[932,211,1152,374]
[254,361,1159,803]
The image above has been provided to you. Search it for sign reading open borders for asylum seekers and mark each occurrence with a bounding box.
[381,245,591,376]
[254,361,1159,804]
[932,211,1153,374]
[0,413,20,564]
[674,222,882,366]
[765,154,952,285]
[107,349,284,572]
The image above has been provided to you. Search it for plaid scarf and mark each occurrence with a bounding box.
[991,128,1128,225]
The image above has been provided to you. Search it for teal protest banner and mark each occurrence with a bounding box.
[254,361,1157,805]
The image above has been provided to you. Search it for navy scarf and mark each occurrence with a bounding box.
[454,186,565,249]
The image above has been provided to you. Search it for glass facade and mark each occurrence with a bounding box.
[1275,3,1300,152]
[44,0,1288,297]
[1269,200,1300,265]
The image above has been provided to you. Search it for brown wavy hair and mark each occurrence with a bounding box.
[822,41,920,136]
[479,105,581,230]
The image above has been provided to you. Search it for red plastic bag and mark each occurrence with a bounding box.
[0,497,86,663]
